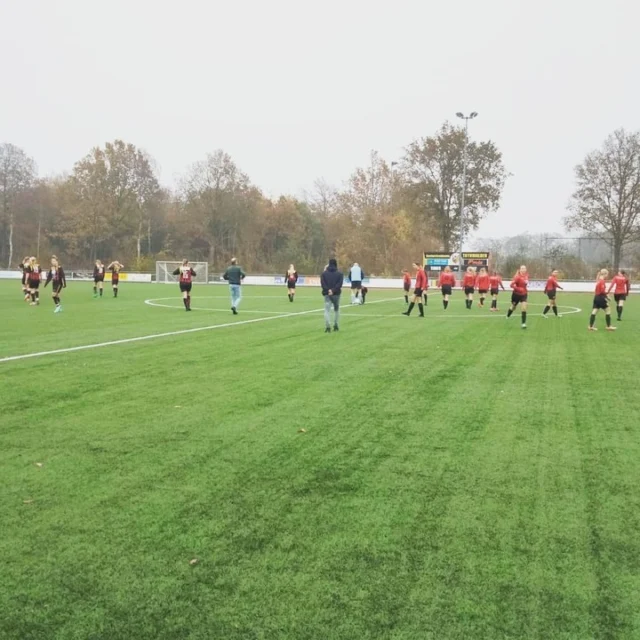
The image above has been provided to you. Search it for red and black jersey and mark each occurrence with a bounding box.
[19,263,28,285]
[173,266,196,283]
[415,269,427,290]
[26,265,42,282]
[545,276,561,292]
[462,273,476,288]
[438,272,456,287]
[511,274,528,295]
[45,266,66,289]
[94,265,105,278]
[595,279,607,295]
[489,275,503,289]
[403,272,412,287]
[607,275,630,295]
[476,274,490,290]
[286,271,298,284]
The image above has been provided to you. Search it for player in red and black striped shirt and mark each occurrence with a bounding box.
[402,262,426,317]
[19,256,30,301]
[25,257,42,306]
[607,269,631,321]
[44,256,66,313]
[542,270,563,318]
[506,265,529,328]
[107,261,124,297]
[589,269,616,331]
[285,264,298,302]
[172,259,197,311]
[93,260,106,298]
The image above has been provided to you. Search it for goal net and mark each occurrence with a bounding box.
[155,261,209,284]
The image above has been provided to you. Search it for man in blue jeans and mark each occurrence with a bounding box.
[223,257,246,314]
[321,258,343,333]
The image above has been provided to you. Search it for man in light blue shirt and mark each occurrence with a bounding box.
[348,262,365,304]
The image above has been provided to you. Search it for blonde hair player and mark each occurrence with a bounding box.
[107,261,124,297]
[93,260,106,298]
[506,265,529,329]
[589,269,616,332]
[462,266,476,310]
[172,259,197,311]
[44,256,67,313]
[285,264,298,302]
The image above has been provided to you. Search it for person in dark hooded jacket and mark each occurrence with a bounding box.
[321,258,343,333]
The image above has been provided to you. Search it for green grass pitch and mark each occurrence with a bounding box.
[1,280,639,640]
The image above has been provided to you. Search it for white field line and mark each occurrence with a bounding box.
[0,296,401,364]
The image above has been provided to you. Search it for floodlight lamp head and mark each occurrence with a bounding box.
[456,112,464,118]
[470,111,478,118]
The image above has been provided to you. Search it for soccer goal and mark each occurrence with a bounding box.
[155,261,209,284]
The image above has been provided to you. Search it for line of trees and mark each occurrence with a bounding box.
[1,126,638,274]
[0,124,507,274]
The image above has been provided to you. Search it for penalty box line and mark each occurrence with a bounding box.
[0,296,402,364]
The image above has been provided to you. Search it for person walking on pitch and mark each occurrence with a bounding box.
[349,262,364,304]
[590,269,616,331]
[438,266,456,310]
[488,271,505,311]
[402,262,427,317]
[607,269,631,321]
[321,258,343,333]
[223,257,246,314]
[542,270,563,318]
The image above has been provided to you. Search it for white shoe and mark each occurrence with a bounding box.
[542,314,548,319]
[557,314,563,318]
[521,323,527,329]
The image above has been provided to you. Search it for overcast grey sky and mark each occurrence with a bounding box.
[1,0,637,240]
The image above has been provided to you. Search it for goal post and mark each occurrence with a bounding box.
[155,261,209,284]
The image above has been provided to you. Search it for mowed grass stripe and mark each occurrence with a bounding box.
[1,281,639,639]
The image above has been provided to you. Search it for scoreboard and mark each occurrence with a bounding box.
[423,251,490,272]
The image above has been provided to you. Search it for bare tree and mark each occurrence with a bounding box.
[0,143,36,267]
[565,129,640,270]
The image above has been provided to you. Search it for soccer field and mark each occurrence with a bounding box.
[1,280,639,640]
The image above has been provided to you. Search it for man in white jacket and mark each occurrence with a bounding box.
[348,262,364,304]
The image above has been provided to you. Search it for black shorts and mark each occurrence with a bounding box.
[593,294,608,310]
[546,290,556,299]
[286,281,296,289]
[403,283,411,292]
[478,289,488,295]
[112,276,119,285]
[614,294,627,303]
[351,281,362,290]
[464,286,475,295]
[441,285,452,296]
[414,288,423,297]
[511,293,527,305]
[28,281,40,290]
[94,276,104,283]
[490,288,499,296]
[21,274,27,285]
[179,283,192,293]
[52,285,63,295]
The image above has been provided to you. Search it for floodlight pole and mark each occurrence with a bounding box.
[456,112,478,268]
